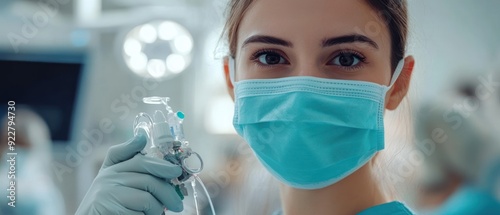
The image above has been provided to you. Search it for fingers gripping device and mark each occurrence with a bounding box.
[133,97,203,198]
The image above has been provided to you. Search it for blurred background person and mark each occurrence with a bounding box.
[414,74,500,214]
[0,107,65,215]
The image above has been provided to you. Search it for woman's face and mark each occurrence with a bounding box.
[234,0,394,86]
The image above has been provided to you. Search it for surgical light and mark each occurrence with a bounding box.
[122,20,193,79]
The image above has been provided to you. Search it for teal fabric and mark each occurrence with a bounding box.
[272,201,414,215]
[426,185,500,215]
[357,201,414,215]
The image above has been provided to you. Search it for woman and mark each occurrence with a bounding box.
[77,0,416,214]
[415,83,500,214]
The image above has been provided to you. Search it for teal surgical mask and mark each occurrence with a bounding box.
[230,58,404,189]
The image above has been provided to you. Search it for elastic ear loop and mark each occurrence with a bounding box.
[388,59,405,88]
[229,57,236,85]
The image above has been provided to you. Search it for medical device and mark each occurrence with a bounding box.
[133,97,215,215]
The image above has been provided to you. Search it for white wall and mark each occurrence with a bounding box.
[408,0,500,101]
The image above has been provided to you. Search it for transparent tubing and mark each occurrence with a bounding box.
[195,175,216,215]
[182,152,204,174]
[192,180,200,215]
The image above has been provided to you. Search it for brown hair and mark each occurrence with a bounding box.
[223,0,408,71]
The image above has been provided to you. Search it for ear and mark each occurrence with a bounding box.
[385,56,415,110]
[223,56,235,100]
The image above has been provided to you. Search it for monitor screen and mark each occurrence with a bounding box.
[0,53,85,142]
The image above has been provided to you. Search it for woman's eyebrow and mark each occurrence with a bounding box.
[322,34,379,49]
[242,35,293,48]
[241,34,378,49]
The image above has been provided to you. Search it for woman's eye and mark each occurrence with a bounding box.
[257,53,287,65]
[331,52,362,67]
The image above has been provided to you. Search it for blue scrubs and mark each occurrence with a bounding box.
[427,185,500,215]
[273,201,414,215]
[358,201,414,215]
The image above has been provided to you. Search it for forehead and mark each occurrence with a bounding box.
[238,0,390,48]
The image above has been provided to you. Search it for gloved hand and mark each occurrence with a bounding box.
[75,133,184,215]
